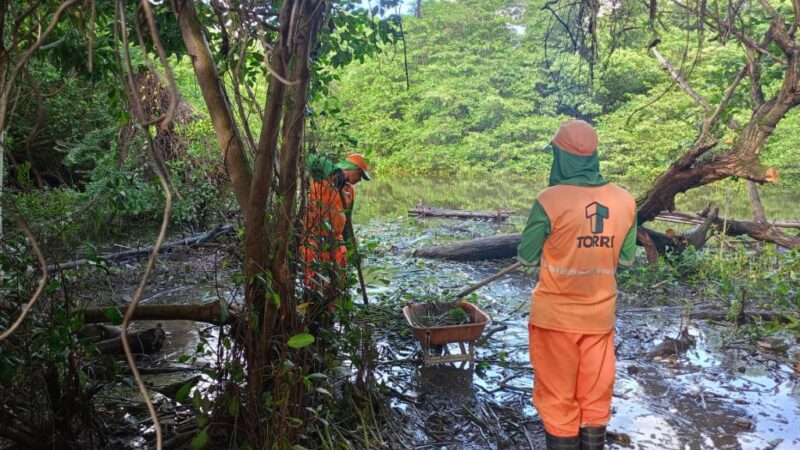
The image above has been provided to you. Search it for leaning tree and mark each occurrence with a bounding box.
[541,0,800,254]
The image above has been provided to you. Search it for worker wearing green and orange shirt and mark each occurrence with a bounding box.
[302,153,370,282]
[517,120,637,450]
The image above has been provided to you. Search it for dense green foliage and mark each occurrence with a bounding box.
[315,0,800,182]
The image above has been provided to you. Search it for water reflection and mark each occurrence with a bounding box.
[357,175,800,221]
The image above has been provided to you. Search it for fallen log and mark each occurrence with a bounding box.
[619,304,792,323]
[409,204,511,221]
[77,323,121,340]
[637,206,720,258]
[655,212,800,230]
[411,227,692,261]
[95,325,166,355]
[152,375,201,401]
[689,309,790,323]
[412,233,521,261]
[414,204,798,261]
[79,301,237,326]
[47,224,236,272]
[701,213,800,249]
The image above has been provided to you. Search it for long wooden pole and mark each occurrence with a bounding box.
[339,189,369,305]
[454,261,523,300]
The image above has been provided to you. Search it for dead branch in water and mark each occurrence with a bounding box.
[46,224,235,272]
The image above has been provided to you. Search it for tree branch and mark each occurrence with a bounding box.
[0,0,80,133]
[139,0,181,130]
[174,0,252,215]
[0,199,48,343]
[756,0,795,56]
[651,47,709,111]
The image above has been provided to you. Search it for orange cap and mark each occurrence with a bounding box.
[551,120,598,156]
[345,153,371,180]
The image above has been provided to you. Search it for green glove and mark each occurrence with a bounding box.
[517,257,539,276]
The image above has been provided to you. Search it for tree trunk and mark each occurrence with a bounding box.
[413,233,522,261]
[175,0,252,213]
[79,301,235,325]
[175,0,328,445]
[637,16,799,224]
[708,216,800,249]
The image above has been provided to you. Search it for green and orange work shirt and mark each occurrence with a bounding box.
[518,184,637,334]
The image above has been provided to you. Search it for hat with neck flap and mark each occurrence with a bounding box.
[548,120,608,187]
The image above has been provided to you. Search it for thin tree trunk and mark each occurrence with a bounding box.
[746,180,767,222]
[175,0,252,214]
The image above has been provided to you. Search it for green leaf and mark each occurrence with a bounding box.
[315,387,333,397]
[287,333,315,349]
[193,390,202,410]
[219,300,229,323]
[175,381,194,403]
[104,307,123,325]
[271,292,281,310]
[190,426,209,450]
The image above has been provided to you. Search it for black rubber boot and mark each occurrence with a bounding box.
[545,431,579,450]
[579,426,606,450]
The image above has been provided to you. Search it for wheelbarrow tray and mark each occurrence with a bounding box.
[402,302,492,346]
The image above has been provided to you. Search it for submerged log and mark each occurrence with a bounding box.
[412,233,521,261]
[95,325,166,355]
[79,301,237,326]
[152,375,201,401]
[409,205,511,221]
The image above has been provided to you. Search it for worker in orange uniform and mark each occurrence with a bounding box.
[302,153,370,289]
[517,120,637,450]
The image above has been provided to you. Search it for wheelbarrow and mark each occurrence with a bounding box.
[402,301,492,368]
[401,261,522,368]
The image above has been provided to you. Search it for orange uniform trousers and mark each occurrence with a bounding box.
[528,324,615,437]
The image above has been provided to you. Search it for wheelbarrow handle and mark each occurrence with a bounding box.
[454,261,523,300]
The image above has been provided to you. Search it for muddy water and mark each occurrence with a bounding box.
[355,218,800,449]
[102,211,799,448]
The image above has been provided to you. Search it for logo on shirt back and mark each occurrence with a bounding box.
[577,202,614,248]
